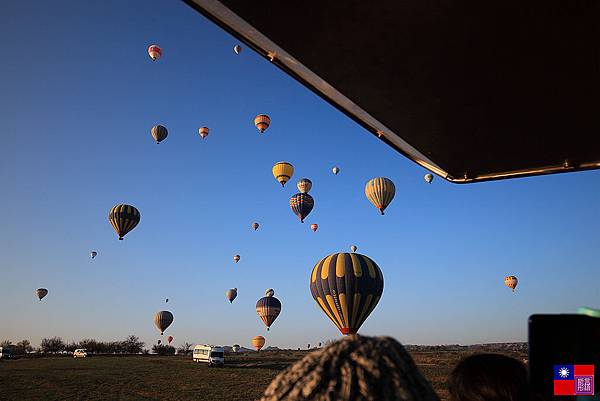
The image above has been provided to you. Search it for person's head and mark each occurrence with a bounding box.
[448,353,529,401]
[260,335,440,401]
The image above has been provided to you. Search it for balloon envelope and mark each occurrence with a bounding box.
[90,251,97,259]
[36,288,48,301]
[151,125,168,144]
[297,178,312,194]
[226,288,238,303]
[167,336,173,344]
[504,276,518,292]
[234,44,242,54]
[310,224,318,232]
[109,204,140,240]
[424,174,434,183]
[265,288,274,297]
[154,311,173,335]
[272,162,294,187]
[252,336,265,351]
[310,253,384,335]
[365,177,396,215]
[350,245,357,252]
[332,167,340,175]
[198,127,209,139]
[290,193,314,223]
[256,293,281,330]
[148,44,162,61]
[252,222,259,231]
[233,255,240,263]
[232,345,240,352]
[254,114,270,133]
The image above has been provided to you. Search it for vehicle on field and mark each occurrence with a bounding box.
[73,349,89,358]
[0,346,12,359]
[193,344,224,366]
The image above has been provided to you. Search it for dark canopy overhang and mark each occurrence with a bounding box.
[183,0,600,183]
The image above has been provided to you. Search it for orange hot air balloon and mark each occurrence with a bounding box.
[504,276,518,292]
[310,224,318,232]
[254,114,271,133]
[198,127,209,139]
[252,336,265,351]
[167,335,173,344]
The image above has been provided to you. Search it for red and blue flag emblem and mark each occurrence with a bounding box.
[554,365,594,396]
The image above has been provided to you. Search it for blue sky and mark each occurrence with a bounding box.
[1,0,599,350]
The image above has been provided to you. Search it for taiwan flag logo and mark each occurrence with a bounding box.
[554,365,595,396]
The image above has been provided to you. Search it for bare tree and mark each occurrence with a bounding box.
[40,337,65,354]
[14,340,33,355]
[152,344,175,356]
[177,342,193,356]
[123,335,144,354]
[0,340,12,348]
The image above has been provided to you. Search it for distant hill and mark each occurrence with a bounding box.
[404,342,527,353]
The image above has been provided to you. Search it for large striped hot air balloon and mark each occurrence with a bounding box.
[272,162,294,187]
[148,44,162,61]
[226,288,238,303]
[151,125,168,144]
[365,177,396,215]
[254,114,271,133]
[252,336,265,351]
[297,178,312,194]
[154,311,173,335]
[256,290,281,331]
[504,276,518,292]
[310,253,384,335]
[36,288,48,301]
[108,204,140,240]
[290,193,314,223]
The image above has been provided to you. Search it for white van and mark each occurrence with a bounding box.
[73,349,88,358]
[193,345,224,366]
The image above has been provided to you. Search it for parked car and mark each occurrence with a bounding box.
[193,344,224,366]
[73,349,89,358]
[0,346,12,359]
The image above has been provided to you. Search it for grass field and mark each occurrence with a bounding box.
[0,350,525,400]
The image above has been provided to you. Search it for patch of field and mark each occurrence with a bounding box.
[0,350,525,400]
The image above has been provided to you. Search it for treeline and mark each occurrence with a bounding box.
[0,336,194,356]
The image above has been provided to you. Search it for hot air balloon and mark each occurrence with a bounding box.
[109,204,140,240]
[226,288,238,303]
[154,311,173,335]
[151,125,168,144]
[504,276,518,292]
[297,178,312,194]
[198,127,209,139]
[265,288,274,297]
[254,114,271,133]
[290,193,314,223]
[252,336,265,351]
[310,252,384,335]
[234,45,242,54]
[167,336,173,345]
[233,255,240,263]
[350,245,357,253]
[310,224,318,232]
[424,174,433,184]
[252,222,259,231]
[365,177,396,215]
[332,167,340,175]
[256,290,281,331]
[157,340,162,345]
[90,251,97,259]
[165,298,169,303]
[307,344,311,349]
[272,162,294,187]
[148,44,162,61]
[36,288,48,301]
[232,344,240,353]
[318,342,322,347]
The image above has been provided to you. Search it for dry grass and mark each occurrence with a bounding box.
[0,350,525,400]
